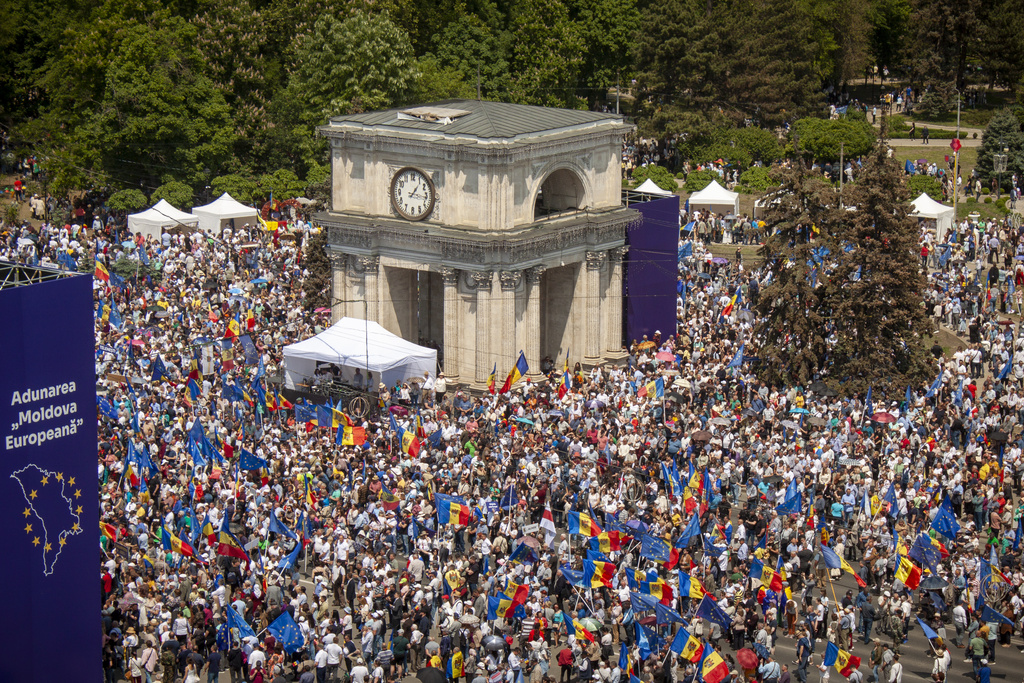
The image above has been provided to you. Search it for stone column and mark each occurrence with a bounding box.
[360,256,380,322]
[328,251,347,323]
[471,271,493,385]
[525,266,545,377]
[441,267,460,381]
[584,251,607,362]
[604,247,627,357]
[499,270,522,370]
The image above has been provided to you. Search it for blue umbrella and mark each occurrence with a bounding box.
[624,519,649,533]
[228,288,243,294]
[789,408,810,414]
[515,417,535,425]
[121,240,135,249]
[250,278,268,285]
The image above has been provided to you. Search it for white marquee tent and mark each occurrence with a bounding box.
[634,178,675,196]
[688,179,739,214]
[190,193,259,234]
[127,199,198,240]
[910,192,955,242]
[282,317,437,390]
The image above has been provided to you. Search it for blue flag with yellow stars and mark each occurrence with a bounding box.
[267,611,305,653]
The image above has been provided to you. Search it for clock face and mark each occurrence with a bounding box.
[390,167,435,221]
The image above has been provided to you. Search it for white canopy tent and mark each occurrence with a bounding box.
[634,178,675,196]
[910,192,955,242]
[127,199,198,240]
[282,317,437,390]
[688,179,739,214]
[190,193,259,234]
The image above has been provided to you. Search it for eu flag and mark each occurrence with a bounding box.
[267,611,305,653]
[226,604,256,640]
[931,497,960,540]
[640,534,670,563]
[238,449,268,471]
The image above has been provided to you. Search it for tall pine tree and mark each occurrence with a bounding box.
[827,138,934,394]
[753,165,841,387]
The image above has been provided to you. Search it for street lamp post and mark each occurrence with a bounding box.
[995,139,1008,202]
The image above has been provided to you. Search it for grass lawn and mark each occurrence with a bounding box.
[888,146,1013,219]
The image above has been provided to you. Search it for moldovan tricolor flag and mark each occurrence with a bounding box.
[94,261,110,282]
[701,652,729,683]
[499,351,528,394]
[487,363,497,395]
[895,556,922,589]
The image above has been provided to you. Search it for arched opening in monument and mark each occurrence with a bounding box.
[534,168,585,219]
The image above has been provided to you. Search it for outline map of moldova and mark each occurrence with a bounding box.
[11,463,83,575]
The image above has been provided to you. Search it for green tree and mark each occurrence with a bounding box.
[281,10,419,169]
[193,0,282,171]
[633,0,724,134]
[754,165,841,387]
[414,56,477,102]
[793,114,875,161]
[108,189,149,212]
[684,170,719,192]
[285,10,419,127]
[75,16,234,192]
[211,174,259,205]
[977,0,1024,90]
[429,14,511,100]
[976,108,1024,190]
[802,0,871,84]
[503,0,585,108]
[909,0,981,92]
[567,0,640,108]
[867,0,911,74]
[258,169,305,202]
[727,0,823,127]
[302,229,332,311]
[631,165,678,192]
[734,127,784,165]
[828,141,934,394]
[739,167,778,192]
[150,181,194,209]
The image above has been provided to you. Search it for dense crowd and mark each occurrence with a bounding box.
[1,181,1023,683]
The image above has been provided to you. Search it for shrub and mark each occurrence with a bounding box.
[684,169,718,192]
[908,174,943,201]
[631,165,678,192]
[888,115,909,134]
[739,167,776,192]
[108,189,149,212]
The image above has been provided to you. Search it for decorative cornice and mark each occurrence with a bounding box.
[526,265,546,284]
[320,208,636,269]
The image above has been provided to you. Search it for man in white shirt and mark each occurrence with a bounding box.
[326,637,344,680]
[350,658,370,683]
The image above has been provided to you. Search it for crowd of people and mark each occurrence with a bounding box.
[1,176,1023,683]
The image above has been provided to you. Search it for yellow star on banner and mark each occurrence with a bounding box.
[40,475,48,486]
[56,473,64,481]
[24,523,32,533]
[29,490,38,500]
[59,537,66,547]
[72,523,80,532]
[44,542,52,553]
[68,477,75,486]
[74,489,81,499]
[32,537,40,546]
[75,506,83,514]
[22,508,30,517]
